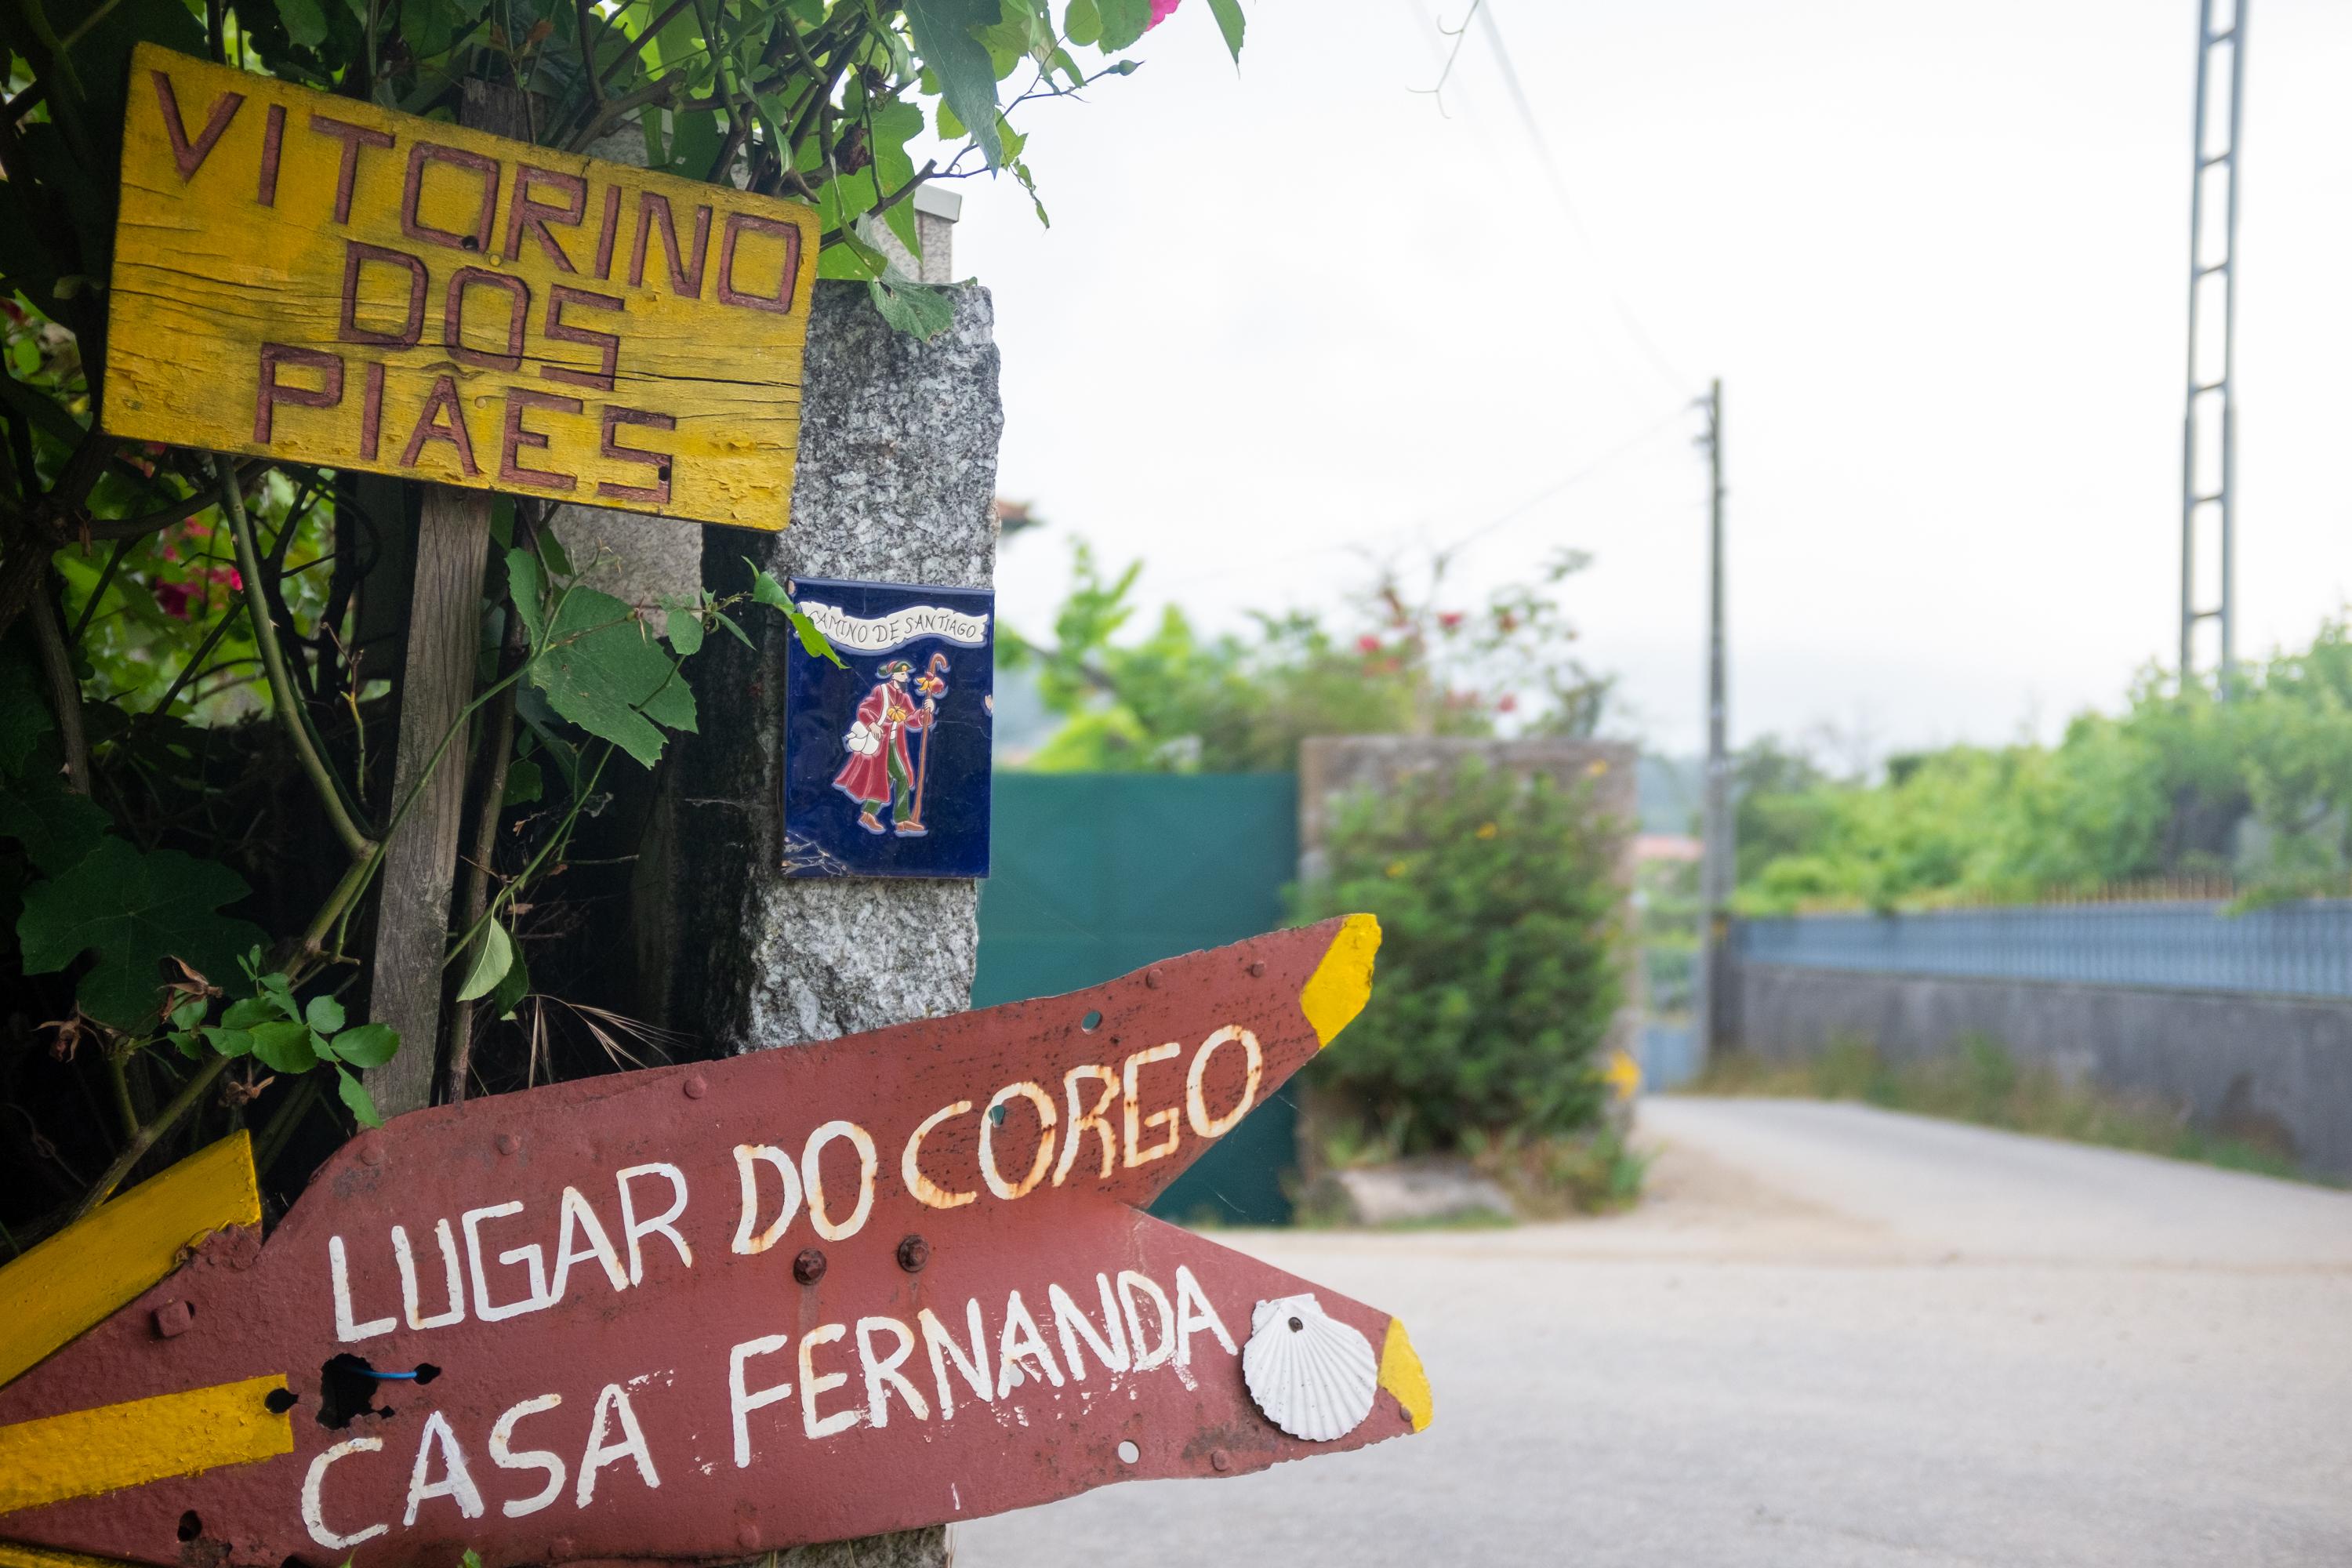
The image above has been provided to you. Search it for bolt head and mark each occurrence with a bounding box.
[152,1300,194,1338]
[896,1235,930,1273]
[793,1247,827,1286]
[1145,967,1163,989]
[1249,960,1267,978]
[684,1074,709,1100]
[495,1133,521,1156]
[1210,1448,1232,1472]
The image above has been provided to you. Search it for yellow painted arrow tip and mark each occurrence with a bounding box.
[1378,1317,1433,1432]
[1301,913,1380,1048]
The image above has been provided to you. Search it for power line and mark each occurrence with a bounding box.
[1475,2,1695,399]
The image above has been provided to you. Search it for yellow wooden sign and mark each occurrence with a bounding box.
[101,45,821,532]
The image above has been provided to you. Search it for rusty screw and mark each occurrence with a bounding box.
[151,1301,194,1339]
[895,1234,930,1273]
[793,1247,827,1286]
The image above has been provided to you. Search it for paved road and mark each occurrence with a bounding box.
[953,1098,2352,1567]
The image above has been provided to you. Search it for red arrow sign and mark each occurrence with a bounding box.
[0,916,1428,1566]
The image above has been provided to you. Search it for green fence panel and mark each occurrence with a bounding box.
[974,772,1300,1225]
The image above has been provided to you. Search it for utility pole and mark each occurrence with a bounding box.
[1697,378,1733,1062]
[2180,0,2247,688]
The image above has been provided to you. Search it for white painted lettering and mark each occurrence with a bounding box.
[615,1163,693,1283]
[392,1219,466,1330]
[919,1299,993,1421]
[980,1082,1057,1202]
[731,1143,803,1253]
[404,1409,485,1526]
[1174,1265,1237,1366]
[996,1289,1065,1395]
[1121,1043,1183,1168]
[1053,1065,1119,1186]
[1049,1274,1131,1381]
[329,1233,395,1341]
[798,1322,861,1439]
[549,1185,629,1301]
[801,1120,877,1242]
[462,1200,550,1323]
[1186,1025,1263,1138]
[488,1393,566,1519]
[301,1436,387,1548]
[1118,1269,1176,1371]
[575,1382,660,1506]
[728,1333,793,1468]
[902,1102,976,1210]
[856,1316,931,1427]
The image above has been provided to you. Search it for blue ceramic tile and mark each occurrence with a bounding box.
[781,577,993,878]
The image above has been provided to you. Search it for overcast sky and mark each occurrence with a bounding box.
[944,0,2352,763]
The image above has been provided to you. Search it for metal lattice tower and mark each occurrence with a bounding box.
[2180,0,2247,685]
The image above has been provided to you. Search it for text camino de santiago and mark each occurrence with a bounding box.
[303,1025,1268,1548]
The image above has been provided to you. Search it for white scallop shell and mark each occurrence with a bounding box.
[1241,1293,1378,1442]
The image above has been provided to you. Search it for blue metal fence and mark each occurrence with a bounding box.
[1739,899,2352,999]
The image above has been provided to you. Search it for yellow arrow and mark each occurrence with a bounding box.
[0,1375,293,1515]
[0,1134,260,1391]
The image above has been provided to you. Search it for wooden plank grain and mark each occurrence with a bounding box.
[100,45,819,532]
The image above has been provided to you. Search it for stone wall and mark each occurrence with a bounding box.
[1731,961,2352,1179]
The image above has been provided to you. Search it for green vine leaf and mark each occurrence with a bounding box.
[869,271,957,342]
[1097,0,1153,51]
[904,0,1007,169]
[0,771,110,875]
[1205,0,1247,62]
[16,839,266,1030]
[326,1023,400,1069]
[454,918,514,1004]
[529,588,698,768]
[336,1065,382,1129]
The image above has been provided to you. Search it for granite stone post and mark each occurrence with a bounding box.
[637,279,1002,1565]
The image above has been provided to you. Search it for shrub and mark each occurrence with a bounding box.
[1294,760,1628,1150]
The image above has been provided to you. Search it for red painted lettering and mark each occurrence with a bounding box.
[401,374,480,476]
[598,406,676,506]
[444,267,530,371]
[500,389,582,491]
[253,343,343,445]
[359,361,387,463]
[309,114,395,224]
[339,241,427,347]
[628,194,712,299]
[258,103,285,206]
[150,71,243,181]
[403,140,501,253]
[542,286,623,392]
[502,164,586,271]
[715,212,803,316]
[592,184,622,281]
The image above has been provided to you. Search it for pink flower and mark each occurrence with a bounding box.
[155,581,198,620]
[1497,694,1517,713]
[1356,634,1381,655]
[1439,611,1464,631]
[1148,0,1181,27]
